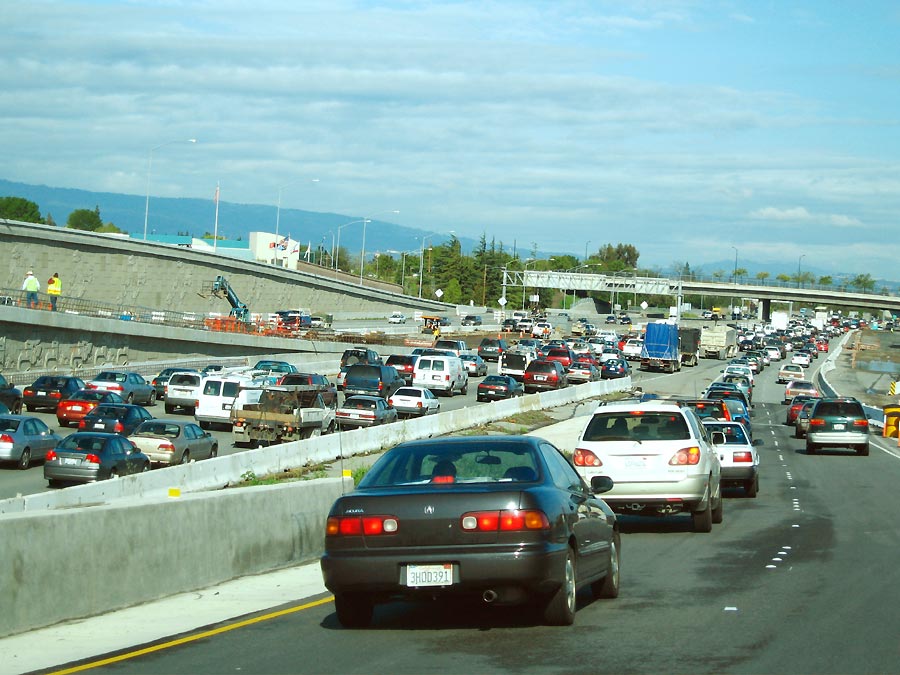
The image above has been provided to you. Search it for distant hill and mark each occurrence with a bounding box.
[0,178,458,254]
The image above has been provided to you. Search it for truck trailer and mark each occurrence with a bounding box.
[700,325,738,360]
[640,322,682,373]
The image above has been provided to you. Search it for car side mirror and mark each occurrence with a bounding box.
[711,431,726,446]
[590,475,614,494]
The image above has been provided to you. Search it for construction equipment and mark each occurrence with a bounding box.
[209,275,250,323]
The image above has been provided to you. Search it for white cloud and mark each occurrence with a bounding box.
[750,207,813,221]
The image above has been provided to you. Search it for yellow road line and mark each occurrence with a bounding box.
[47,596,334,675]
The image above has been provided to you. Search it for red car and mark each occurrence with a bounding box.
[544,348,576,369]
[785,394,821,425]
[523,360,569,393]
[56,389,126,427]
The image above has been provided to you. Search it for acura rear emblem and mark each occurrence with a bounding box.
[424,505,435,515]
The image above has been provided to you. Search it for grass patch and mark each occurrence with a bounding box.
[235,464,330,487]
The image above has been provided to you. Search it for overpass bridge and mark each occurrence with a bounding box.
[508,270,900,317]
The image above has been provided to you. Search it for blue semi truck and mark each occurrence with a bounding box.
[640,322,682,373]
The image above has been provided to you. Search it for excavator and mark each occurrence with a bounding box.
[207,275,250,323]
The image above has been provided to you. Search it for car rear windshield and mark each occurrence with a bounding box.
[417,358,445,371]
[341,350,370,366]
[359,440,541,487]
[90,405,129,418]
[386,356,415,366]
[169,374,200,386]
[482,376,507,385]
[394,388,422,397]
[344,398,377,410]
[527,362,555,373]
[814,401,864,417]
[0,418,21,432]
[134,422,181,438]
[95,372,127,383]
[502,354,527,369]
[704,423,748,445]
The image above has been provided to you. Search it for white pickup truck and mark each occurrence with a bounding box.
[230,385,336,447]
[622,338,643,361]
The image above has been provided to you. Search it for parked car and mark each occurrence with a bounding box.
[79,404,154,435]
[477,337,509,362]
[459,353,488,377]
[151,368,199,400]
[476,374,525,401]
[703,420,759,497]
[523,360,569,393]
[277,372,338,408]
[388,312,407,324]
[0,374,23,414]
[783,380,819,403]
[129,419,218,466]
[85,371,155,405]
[461,314,483,326]
[164,371,204,414]
[335,395,398,430]
[44,432,150,486]
[0,415,62,470]
[806,397,870,456]
[600,357,630,379]
[23,376,87,412]
[387,387,441,418]
[321,435,620,627]
[572,400,724,531]
[56,389,126,427]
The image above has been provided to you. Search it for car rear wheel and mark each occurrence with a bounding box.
[141,462,150,473]
[543,547,576,626]
[745,475,759,498]
[18,448,31,471]
[165,404,175,414]
[806,442,817,455]
[857,443,869,456]
[180,451,190,464]
[12,401,22,414]
[592,533,620,599]
[209,445,218,458]
[711,490,724,524]
[126,393,134,403]
[334,592,374,628]
[692,495,713,533]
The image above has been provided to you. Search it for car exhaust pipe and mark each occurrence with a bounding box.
[483,590,498,603]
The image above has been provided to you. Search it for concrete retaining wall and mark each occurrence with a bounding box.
[0,377,631,637]
[0,477,349,638]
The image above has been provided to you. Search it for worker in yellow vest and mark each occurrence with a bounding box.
[47,272,61,311]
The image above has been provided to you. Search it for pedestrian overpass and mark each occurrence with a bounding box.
[503,270,899,318]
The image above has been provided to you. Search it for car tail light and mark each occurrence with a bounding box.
[78,419,87,429]
[432,475,455,483]
[416,401,423,408]
[50,391,63,399]
[45,450,57,461]
[0,434,13,445]
[732,451,753,463]
[85,383,97,389]
[461,510,550,532]
[852,419,869,428]
[326,515,398,536]
[84,454,100,464]
[24,389,35,397]
[113,422,124,433]
[108,385,123,392]
[573,448,602,467]
[158,442,175,453]
[668,446,701,465]
[809,418,825,427]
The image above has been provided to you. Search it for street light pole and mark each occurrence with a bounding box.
[143,138,196,241]
[584,240,591,262]
[731,246,738,283]
[359,210,398,286]
[797,254,806,288]
[418,234,435,298]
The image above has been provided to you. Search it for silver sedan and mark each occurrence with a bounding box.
[0,415,63,470]
[129,419,219,466]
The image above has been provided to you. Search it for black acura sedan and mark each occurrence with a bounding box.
[321,435,620,628]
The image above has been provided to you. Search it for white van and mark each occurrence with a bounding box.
[195,374,261,428]
[412,355,468,396]
[498,348,534,381]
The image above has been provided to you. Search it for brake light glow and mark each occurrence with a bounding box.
[45,450,57,461]
[108,385,123,392]
[84,454,100,464]
[113,422,124,433]
[24,389,35,397]
[852,419,869,428]
[573,448,602,467]
[50,391,63,399]
[461,510,550,531]
[158,442,175,453]
[732,451,753,463]
[668,446,701,465]
[0,434,13,445]
[810,418,825,427]
[326,515,398,536]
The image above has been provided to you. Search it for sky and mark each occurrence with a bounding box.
[3,1,899,281]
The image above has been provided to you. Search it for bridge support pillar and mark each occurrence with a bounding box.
[761,298,771,322]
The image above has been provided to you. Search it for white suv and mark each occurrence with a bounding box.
[573,400,724,532]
